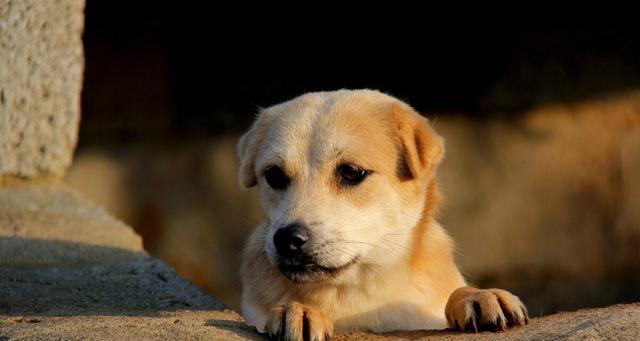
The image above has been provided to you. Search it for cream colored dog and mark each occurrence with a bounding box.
[238,90,529,340]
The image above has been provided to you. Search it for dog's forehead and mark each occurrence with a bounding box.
[256,91,398,172]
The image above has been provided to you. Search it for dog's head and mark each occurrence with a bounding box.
[238,90,444,283]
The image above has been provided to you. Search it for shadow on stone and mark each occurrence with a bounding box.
[205,319,267,340]
[0,237,224,316]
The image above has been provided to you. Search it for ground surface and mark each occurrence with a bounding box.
[0,181,638,340]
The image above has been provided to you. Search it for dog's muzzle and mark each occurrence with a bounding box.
[272,223,358,283]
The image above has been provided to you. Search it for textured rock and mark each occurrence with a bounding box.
[0,181,229,337]
[0,0,84,178]
[335,303,640,340]
[0,181,142,266]
[0,311,262,341]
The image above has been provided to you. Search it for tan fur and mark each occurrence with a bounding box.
[238,90,528,339]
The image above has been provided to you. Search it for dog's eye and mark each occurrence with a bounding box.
[337,164,369,186]
[264,166,290,190]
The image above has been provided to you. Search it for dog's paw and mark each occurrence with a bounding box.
[265,302,333,341]
[445,286,529,333]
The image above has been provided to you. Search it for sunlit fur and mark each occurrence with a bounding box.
[237,90,526,335]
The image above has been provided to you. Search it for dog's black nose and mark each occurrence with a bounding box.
[273,223,309,258]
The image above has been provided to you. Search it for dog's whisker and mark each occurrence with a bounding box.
[335,239,391,249]
[331,247,378,265]
[336,239,404,258]
[379,240,405,257]
[381,238,412,252]
[431,115,439,128]
[245,242,266,248]
[339,242,397,255]
[331,248,359,259]
[337,228,375,233]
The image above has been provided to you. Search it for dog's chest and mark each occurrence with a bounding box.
[304,279,448,332]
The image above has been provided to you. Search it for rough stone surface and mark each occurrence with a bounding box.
[0,182,224,315]
[0,0,84,178]
[0,311,262,341]
[0,182,230,338]
[335,304,640,340]
[0,181,142,266]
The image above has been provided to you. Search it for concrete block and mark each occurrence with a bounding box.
[0,0,84,178]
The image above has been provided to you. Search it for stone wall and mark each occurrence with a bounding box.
[0,0,84,178]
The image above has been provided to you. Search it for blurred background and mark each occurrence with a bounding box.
[66,2,640,317]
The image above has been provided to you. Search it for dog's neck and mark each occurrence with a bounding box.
[408,179,441,269]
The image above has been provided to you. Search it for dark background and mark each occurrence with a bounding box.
[74,1,640,314]
[81,2,640,143]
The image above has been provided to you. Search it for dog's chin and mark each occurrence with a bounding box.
[277,257,359,284]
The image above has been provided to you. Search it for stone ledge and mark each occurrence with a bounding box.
[0,182,638,340]
[0,182,232,339]
[336,303,640,340]
[0,310,260,341]
[0,182,222,315]
[0,181,142,266]
[2,304,639,340]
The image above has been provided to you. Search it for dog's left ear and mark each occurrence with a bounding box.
[237,113,268,189]
[390,103,444,180]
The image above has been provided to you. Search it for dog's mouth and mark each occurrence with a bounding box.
[277,256,359,283]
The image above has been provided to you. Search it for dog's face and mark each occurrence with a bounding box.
[238,90,444,283]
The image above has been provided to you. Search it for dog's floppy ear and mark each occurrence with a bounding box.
[237,113,268,189]
[390,103,444,180]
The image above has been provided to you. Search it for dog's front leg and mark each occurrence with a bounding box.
[445,286,529,333]
[265,301,333,341]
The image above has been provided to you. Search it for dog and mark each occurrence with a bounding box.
[238,90,529,340]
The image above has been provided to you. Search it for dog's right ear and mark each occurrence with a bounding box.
[390,103,444,180]
[237,114,268,189]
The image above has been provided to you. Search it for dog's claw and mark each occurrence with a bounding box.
[464,317,478,333]
[266,302,333,341]
[521,304,530,325]
[446,286,528,333]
